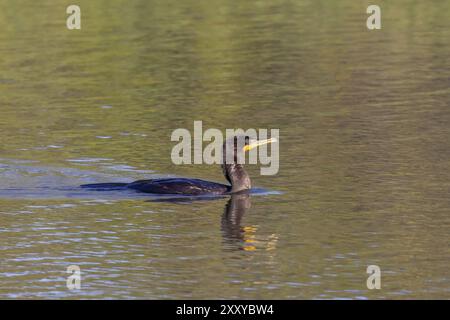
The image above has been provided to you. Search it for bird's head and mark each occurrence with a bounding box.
[222,135,277,192]
[222,135,277,164]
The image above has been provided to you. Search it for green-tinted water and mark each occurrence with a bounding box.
[1,0,449,299]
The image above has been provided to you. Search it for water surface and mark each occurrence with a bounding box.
[0,0,449,299]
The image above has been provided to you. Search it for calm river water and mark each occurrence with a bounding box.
[0,0,449,299]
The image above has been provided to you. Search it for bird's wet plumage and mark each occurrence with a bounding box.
[128,178,229,195]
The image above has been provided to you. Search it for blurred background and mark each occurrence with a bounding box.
[0,0,449,299]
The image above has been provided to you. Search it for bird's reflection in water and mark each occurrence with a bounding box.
[221,193,261,252]
[147,193,278,252]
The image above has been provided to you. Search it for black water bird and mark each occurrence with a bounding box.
[81,136,276,195]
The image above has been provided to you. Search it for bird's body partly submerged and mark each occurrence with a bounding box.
[81,136,276,196]
[82,178,229,195]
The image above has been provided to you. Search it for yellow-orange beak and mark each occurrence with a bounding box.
[243,137,277,152]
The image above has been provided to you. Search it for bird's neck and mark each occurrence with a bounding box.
[222,163,251,193]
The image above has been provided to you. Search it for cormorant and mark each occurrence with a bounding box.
[81,136,276,195]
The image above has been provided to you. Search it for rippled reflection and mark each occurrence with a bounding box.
[221,193,252,251]
[221,194,279,253]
